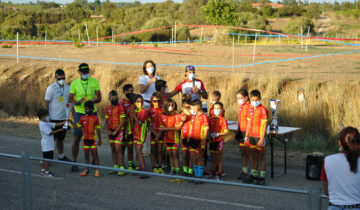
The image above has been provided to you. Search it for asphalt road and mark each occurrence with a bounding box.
[0,134,328,210]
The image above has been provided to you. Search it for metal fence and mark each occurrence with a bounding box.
[0,151,328,210]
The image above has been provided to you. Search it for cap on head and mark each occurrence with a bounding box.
[185,65,195,73]
[55,69,65,77]
[78,63,90,74]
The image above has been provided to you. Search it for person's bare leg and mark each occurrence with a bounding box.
[136,145,145,169]
[84,150,90,165]
[240,147,248,170]
[174,150,180,170]
[72,136,81,162]
[259,151,266,172]
[150,144,157,169]
[91,149,100,165]
[210,153,216,172]
[127,143,134,163]
[56,139,64,156]
[157,143,163,167]
[110,143,118,166]
[218,155,223,175]
[116,144,124,167]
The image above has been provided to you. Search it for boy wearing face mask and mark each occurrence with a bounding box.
[235,89,251,180]
[37,108,67,177]
[154,80,168,107]
[120,84,135,170]
[209,102,229,180]
[188,99,209,181]
[177,98,192,176]
[105,90,126,175]
[209,90,225,117]
[148,92,165,174]
[75,101,102,177]
[131,94,149,178]
[243,90,268,185]
[44,69,71,161]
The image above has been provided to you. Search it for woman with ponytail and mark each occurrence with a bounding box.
[320,126,360,209]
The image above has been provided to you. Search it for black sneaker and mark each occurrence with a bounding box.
[71,165,78,172]
[237,172,248,180]
[256,177,266,185]
[59,156,71,161]
[243,175,256,184]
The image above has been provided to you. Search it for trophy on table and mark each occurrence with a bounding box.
[269,100,280,131]
[63,103,74,130]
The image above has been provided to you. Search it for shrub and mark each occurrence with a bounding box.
[282,17,314,35]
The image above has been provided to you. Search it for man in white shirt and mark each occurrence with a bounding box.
[44,69,71,161]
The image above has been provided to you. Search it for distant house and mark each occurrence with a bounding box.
[252,3,285,9]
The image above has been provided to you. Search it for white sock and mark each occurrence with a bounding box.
[58,153,65,159]
[45,171,50,174]
[41,169,45,172]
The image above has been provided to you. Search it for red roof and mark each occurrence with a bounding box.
[252,3,285,8]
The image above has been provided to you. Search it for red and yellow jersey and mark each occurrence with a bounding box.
[77,115,101,140]
[238,101,251,132]
[120,98,134,135]
[133,108,148,142]
[148,107,163,132]
[189,113,209,141]
[209,115,229,142]
[247,104,268,138]
[105,104,126,130]
[209,105,225,117]
[160,114,179,144]
[176,112,191,140]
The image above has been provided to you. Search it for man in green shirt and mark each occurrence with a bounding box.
[68,63,102,172]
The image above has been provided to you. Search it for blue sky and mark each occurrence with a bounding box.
[5,0,356,4]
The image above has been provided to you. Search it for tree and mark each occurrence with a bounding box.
[181,0,207,24]
[63,2,90,22]
[2,13,36,37]
[306,3,321,19]
[201,0,237,25]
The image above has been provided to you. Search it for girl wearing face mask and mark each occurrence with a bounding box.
[139,60,161,109]
[208,102,229,181]
[130,94,150,179]
[235,89,251,181]
[158,99,181,176]
[243,90,268,185]
[105,90,127,176]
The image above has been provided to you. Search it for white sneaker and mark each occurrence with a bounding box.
[44,171,55,177]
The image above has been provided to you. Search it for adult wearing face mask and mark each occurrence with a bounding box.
[139,60,161,155]
[139,60,161,109]
[68,63,102,172]
[44,69,71,161]
[168,65,208,101]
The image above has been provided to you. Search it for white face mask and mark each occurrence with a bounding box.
[147,67,154,75]
[251,101,261,107]
[214,109,221,116]
[165,87,169,93]
[57,79,65,86]
[190,110,196,115]
[238,99,245,105]
[168,106,174,112]
[188,73,195,81]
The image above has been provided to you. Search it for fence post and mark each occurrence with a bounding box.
[25,151,33,210]
[316,187,322,210]
[307,185,313,210]
[21,151,27,210]
[16,32,19,63]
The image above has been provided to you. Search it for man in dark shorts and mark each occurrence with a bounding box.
[44,69,71,161]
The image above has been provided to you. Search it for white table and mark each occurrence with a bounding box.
[228,121,301,178]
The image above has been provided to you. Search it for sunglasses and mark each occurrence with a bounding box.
[152,100,160,102]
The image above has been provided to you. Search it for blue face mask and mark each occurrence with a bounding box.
[82,73,89,80]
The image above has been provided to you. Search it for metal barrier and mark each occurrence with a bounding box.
[0,151,328,210]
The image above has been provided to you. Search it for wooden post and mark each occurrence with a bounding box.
[174,22,176,47]
[301,27,303,48]
[200,25,203,43]
[85,23,90,46]
[171,26,174,45]
[253,33,257,63]
[233,36,235,75]
[305,26,310,51]
[96,26,99,49]
[45,30,47,47]
[17,32,19,63]
[245,35,247,45]
[78,28,81,40]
